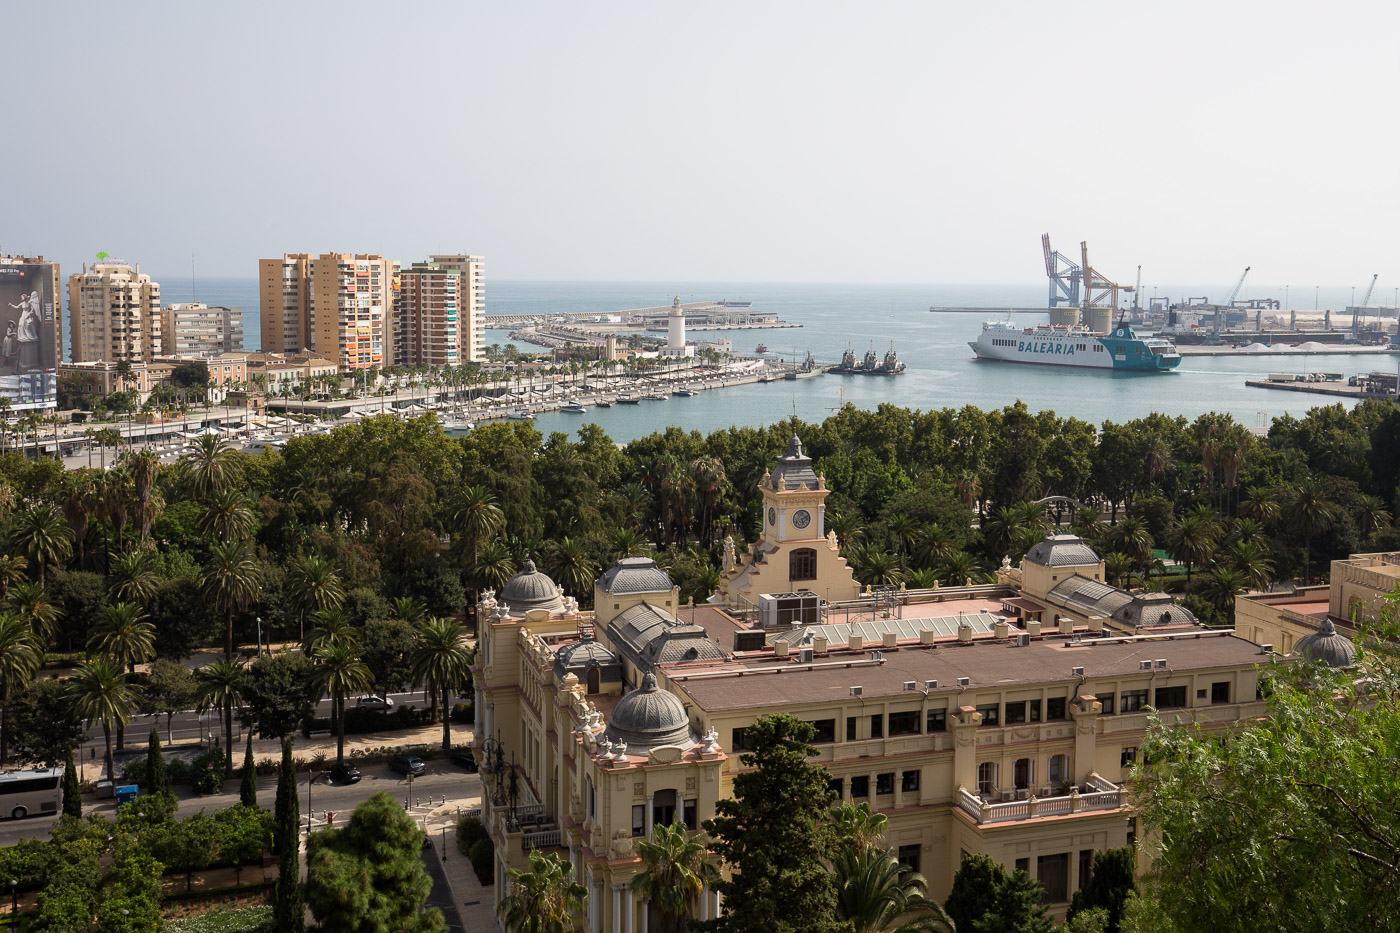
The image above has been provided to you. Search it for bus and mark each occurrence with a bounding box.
[0,767,63,819]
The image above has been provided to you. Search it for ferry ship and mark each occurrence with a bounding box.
[969,320,1181,372]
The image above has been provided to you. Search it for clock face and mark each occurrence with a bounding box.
[768,507,776,526]
[792,509,812,530]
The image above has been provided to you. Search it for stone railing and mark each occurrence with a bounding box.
[958,774,1123,825]
[522,827,561,850]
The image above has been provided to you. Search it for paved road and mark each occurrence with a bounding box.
[0,762,482,848]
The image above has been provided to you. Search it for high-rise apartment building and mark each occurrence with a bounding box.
[394,263,462,367]
[428,254,485,362]
[66,261,162,363]
[258,254,312,354]
[162,303,244,356]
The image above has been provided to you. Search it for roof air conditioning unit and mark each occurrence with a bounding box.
[925,679,938,690]
[1139,660,1153,670]
[850,686,863,697]
[799,648,814,664]
[1154,659,1167,669]
[1071,666,1085,677]
[1260,644,1273,654]
[956,676,970,687]
[1016,633,1031,647]
[903,681,916,691]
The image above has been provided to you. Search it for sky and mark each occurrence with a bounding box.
[4,1,1397,289]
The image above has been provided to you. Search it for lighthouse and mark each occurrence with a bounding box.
[667,295,686,352]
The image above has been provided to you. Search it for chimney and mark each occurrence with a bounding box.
[957,624,973,644]
[1088,616,1104,633]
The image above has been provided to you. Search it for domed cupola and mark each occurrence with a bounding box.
[501,559,564,614]
[597,556,674,596]
[1294,618,1357,669]
[553,634,622,691]
[769,433,820,491]
[603,673,695,751]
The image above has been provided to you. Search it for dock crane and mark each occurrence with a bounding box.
[1352,273,1379,334]
[1226,267,1251,306]
[1132,265,1142,311]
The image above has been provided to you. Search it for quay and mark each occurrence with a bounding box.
[485,300,799,330]
[1181,345,1399,357]
[1244,379,1396,401]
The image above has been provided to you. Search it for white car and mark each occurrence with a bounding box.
[355,695,394,710]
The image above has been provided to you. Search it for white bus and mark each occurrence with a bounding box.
[0,767,63,819]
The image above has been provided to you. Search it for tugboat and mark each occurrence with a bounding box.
[827,344,905,376]
[755,343,769,354]
[875,347,905,375]
[784,351,823,380]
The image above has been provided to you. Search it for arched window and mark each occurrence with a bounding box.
[586,667,600,695]
[790,548,817,581]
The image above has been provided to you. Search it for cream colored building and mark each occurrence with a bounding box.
[394,263,462,367]
[162,303,244,356]
[427,254,485,362]
[58,360,151,396]
[245,351,339,394]
[260,253,397,368]
[66,261,162,363]
[1234,550,1400,654]
[258,254,312,354]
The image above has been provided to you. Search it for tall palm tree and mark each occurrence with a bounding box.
[982,505,1026,562]
[833,847,954,933]
[689,455,727,546]
[287,554,345,644]
[936,550,984,586]
[1199,567,1247,628]
[410,617,472,750]
[499,850,589,933]
[450,484,505,576]
[197,658,244,772]
[87,602,156,672]
[303,607,360,654]
[1103,552,1135,590]
[0,613,41,765]
[99,466,133,556]
[67,658,138,781]
[546,538,599,599]
[1165,516,1216,590]
[0,554,25,600]
[310,643,372,765]
[1356,495,1393,541]
[628,821,717,933]
[7,505,73,587]
[198,487,257,543]
[473,540,517,599]
[181,433,241,501]
[58,470,98,570]
[123,447,163,540]
[1103,515,1153,569]
[6,581,60,645]
[830,802,888,856]
[884,515,919,565]
[1226,540,1274,593]
[389,596,426,626]
[1281,477,1337,583]
[107,549,160,607]
[202,540,262,660]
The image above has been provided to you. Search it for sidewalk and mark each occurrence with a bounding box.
[425,796,499,932]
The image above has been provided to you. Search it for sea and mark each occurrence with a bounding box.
[155,277,1390,444]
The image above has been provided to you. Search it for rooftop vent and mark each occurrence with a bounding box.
[1139,660,1153,670]
[1154,659,1167,669]
[850,686,863,697]
[1260,644,1273,654]
[903,681,917,691]
[956,676,970,687]
[925,679,939,690]
[1071,666,1085,677]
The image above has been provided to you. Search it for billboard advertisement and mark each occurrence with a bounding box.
[0,263,58,410]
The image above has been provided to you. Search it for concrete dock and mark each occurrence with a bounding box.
[1182,345,1399,357]
[1244,380,1396,401]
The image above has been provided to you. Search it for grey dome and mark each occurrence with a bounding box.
[1295,618,1356,669]
[1111,592,1199,628]
[597,557,673,596]
[501,559,564,614]
[604,673,695,751]
[1024,534,1101,568]
[553,636,620,680]
[770,434,819,491]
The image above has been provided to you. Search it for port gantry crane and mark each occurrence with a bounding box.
[1352,273,1379,334]
[1042,234,1081,308]
[1079,241,1131,312]
[1226,266,1251,306]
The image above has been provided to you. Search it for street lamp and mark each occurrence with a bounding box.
[10,878,16,916]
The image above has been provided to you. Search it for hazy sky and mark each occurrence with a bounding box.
[5,1,1397,288]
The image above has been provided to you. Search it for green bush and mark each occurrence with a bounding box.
[168,758,193,786]
[468,837,494,885]
[190,749,227,795]
[120,758,150,787]
[166,905,274,932]
[450,701,474,724]
[456,814,488,857]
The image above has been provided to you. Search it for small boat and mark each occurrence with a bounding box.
[616,395,641,405]
[755,343,769,354]
[508,408,534,421]
[595,399,614,408]
[673,387,697,397]
[561,401,587,413]
[646,392,668,401]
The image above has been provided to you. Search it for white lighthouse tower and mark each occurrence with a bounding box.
[667,295,686,352]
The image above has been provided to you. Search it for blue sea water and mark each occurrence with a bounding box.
[154,278,1388,444]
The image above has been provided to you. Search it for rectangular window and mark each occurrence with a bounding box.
[1046,697,1067,721]
[1038,853,1069,903]
[851,776,870,798]
[731,728,749,751]
[977,762,997,796]
[1120,747,1138,768]
[1015,857,1029,875]
[809,719,836,743]
[888,711,920,736]
[1211,681,1231,704]
[1079,849,1094,891]
[926,708,947,733]
[1120,690,1149,712]
[1154,686,1187,709]
[898,844,920,873]
[870,715,884,739]
[828,777,844,799]
[976,704,1000,726]
[1100,693,1115,715]
[1005,701,1027,725]
[632,805,645,837]
[683,799,697,831]
[876,772,895,796]
[1030,699,1042,722]
[901,770,920,793]
[846,718,857,741]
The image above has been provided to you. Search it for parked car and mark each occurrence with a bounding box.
[355,695,395,710]
[328,761,362,784]
[450,748,478,772]
[389,755,427,777]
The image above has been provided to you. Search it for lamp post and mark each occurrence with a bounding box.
[10,878,16,916]
[256,616,263,657]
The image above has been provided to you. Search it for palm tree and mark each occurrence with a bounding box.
[834,847,954,933]
[1356,495,1393,541]
[107,550,159,608]
[87,602,156,672]
[1165,516,1216,590]
[67,658,138,781]
[1103,515,1153,568]
[473,540,517,597]
[830,802,888,856]
[1230,517,1269,549]
[955,470,981,516]
[181,433,241,501]
[1103,552,1135,590]
[546,538,599,599]
[628,821,717,933]
[0,554,25,599]
[287,554,345,644]
[689,456,727,546]
[854,545,905,588]
[982,505,1026,562]
[0,613,41,765]
[202,540,262,660]
[908,525,950,572]
[58,470,98,570]
[303,607,360,654]
[7,581,60,645]
[198,487,257,542]
[310,643,372,765]
[884,515,919,565]
[7,505,74,587]
[936,550,984,587]
[1199,567,1247,627]
[1281,478,1337,583]
[1225,540,1274,593]
[499,850,589,933]
[410,617,472,751]
[389,596,426,626]
[197,658,244,772]
[123,447,163,540]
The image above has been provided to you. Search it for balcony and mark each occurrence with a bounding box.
[958,773,1122,825]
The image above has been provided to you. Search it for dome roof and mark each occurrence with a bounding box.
[1294,618,1356,668]
[597,557,674,596]
[501,560,564,614]
[1024,534,1101,568]
[604,673,695,751]
[553,636,620,679]
[770,434,819,491]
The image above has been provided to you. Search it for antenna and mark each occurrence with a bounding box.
[191,253,197,303]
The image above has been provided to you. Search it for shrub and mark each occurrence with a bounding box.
[120,758,150,787]
[166,905,275,933]
[468,837,494,885]
[456,814,488,857]
[168,758,193,786]
[190,749,227,795]
[450,701,474,724]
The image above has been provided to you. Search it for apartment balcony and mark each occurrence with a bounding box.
[957,773,1123,825]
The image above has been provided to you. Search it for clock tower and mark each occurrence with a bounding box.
[712,433,860,607]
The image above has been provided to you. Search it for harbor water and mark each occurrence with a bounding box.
[157,278,1391,445]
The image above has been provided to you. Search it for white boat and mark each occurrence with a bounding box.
[508,408,534,421]
[968,320,1181,372]
[673,387,697,397]
[562,400,587,413]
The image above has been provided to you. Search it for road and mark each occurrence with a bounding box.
[0,760,483,848]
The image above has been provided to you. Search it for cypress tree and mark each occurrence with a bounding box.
[147,728,169,795]
[273,737,304,933]
[62,747,81,818]
[240,732,258,808]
